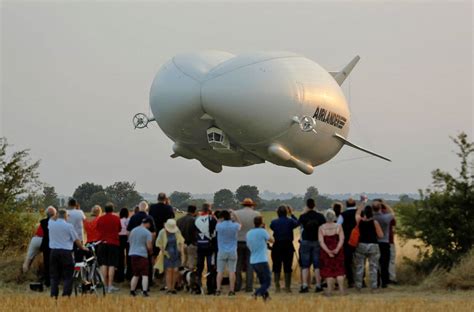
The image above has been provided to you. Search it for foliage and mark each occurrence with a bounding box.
[213,189,237,210]
[105,181,143,209]
[304,186,319,202]
[396,132,474,270]
[0,138,41,251]
[169,191,192,210]
[235,185,260,204]
[42,185,59,208]
[72,182,105,211]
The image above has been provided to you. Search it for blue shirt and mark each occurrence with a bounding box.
[246,228,270,264]
[48,218,79,250]
[270,215,298,242]
[216,221,241,253]
[129,226,152,258]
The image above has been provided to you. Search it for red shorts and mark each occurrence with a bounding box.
[131,256,149,276]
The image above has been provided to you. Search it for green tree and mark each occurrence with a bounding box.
[235,185,260,204]
[304,186,319,202]
[397,132,474,270]
[73,182,105,211]
[213,189,237,209]
[105,181,143,209]
[169,191,192,209]
[43,185,59,207]
[0,138,40,251]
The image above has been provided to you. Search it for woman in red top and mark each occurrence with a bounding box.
[319,209,345,296]
[84,205,102,243]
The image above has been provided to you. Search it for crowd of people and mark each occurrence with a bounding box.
[23,193,397,300]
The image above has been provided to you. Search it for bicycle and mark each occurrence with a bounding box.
[73,241,106,296]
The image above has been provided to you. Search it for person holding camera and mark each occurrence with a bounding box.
[269,205,298,293]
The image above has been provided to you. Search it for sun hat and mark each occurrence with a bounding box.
[164,219,179,233]
[241,198,256,207]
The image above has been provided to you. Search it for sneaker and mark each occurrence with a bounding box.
[299,286,309,293]
[130,290,137,297]
[315,286,323,293]
[108,285,120,292]
[228,291,236,296]
[142,291,149,297]
[215,290,221,296]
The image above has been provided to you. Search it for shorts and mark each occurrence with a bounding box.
[131,255,149,276]
[97,243,119,267]
[299,240,320,269]
[217,251,237,273]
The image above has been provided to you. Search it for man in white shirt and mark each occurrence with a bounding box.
[66,198,86,262]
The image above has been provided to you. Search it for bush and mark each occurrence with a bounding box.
[396,133,474,271]
[0,212,37,252]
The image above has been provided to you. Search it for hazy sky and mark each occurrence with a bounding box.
[1,1,472,197]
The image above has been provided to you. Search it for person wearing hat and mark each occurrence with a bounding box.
[128,218,153,297]
[155,218,184,294]
[234,198,261,292]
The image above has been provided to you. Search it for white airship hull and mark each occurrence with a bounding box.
[147,50,388,174]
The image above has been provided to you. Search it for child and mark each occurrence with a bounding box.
[246,216,274,301]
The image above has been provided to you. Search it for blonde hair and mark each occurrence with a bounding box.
[138,201,149,212]
[91,205,102,217]
[325,209,337,222]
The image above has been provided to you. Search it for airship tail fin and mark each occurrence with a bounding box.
[334,133,391,162]
[330,56,360,85]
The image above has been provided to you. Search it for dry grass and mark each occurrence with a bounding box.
[0,290,473,312]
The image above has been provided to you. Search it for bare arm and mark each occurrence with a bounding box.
[318,226,332,255]
[146,240,153,255]
[335,224,344,253]
[374,220,384,239]
[75,239,88,251]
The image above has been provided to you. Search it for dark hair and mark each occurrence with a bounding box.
[363,205,374,219]
[333,203,342,217]
[105,202,115,213]
[220,210,231,221]
[254,216,263,228]
[119,208,129,219]
[306,198,315,209]
[142,218,152,225]
[158,192,167,201]
[68,198,77,207]
[277,205,288,218]
[187,205,197,214]
[134,206,139,214]
[202,203,211,213]
[346,198,356,208]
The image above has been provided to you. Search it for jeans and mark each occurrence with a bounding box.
[343,243,355,285]
[252,262,271,297]
[354,243,380,289]
[299,240,320,269]
[389,243,397,282]
[197,250,216,292]
[378,242,391,286]
[236,241,253,291]
[50,249,74,297]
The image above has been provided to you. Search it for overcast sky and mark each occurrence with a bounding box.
[1,1,472,197]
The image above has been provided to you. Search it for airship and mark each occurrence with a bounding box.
[133,51,390,174]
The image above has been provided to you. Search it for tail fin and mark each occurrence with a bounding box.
[330,56,360,85]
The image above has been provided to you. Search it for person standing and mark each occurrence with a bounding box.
[117,207,130,283]
[84,205,102,244]
[66,199,86,262]
[269,205,298,293]
[194,203,217,294]
[337,198,358,288]
[148,193,175,258]
[234,198,261,292]
[354,205,384,290]
[215,210,241,296]
[246,216,273,301]
[297,198,326,293]
[96,202,121,293]
[372,199,394,288]
[319,209,345,296]
[48,209,88,298]
[155,219,184,294]
[177,205,198,270]
[39,206,56,287]
[128,218,153,297]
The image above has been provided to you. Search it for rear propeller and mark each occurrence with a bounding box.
[133,113,155,129]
